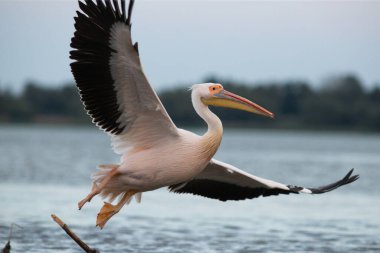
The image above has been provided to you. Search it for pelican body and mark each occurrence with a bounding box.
[70,0,358,229]
[105,84,273,193]
[112,126,215,192]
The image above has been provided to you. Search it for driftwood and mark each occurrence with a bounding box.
[2,223,21,253]
[51,214,100,253]
[2,241,10,253]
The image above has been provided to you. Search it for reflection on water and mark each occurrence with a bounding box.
[0,125,379,252]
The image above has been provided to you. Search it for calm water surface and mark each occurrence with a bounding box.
[0,125,379,253]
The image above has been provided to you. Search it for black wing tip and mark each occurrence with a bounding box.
[76,0,129,22]
[70,0,133,136]
[310,168,359,194]
[75,0,132,21]
[342,168,360,185]
[126,0,135,26]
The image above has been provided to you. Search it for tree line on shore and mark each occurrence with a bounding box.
[0,74,379,131]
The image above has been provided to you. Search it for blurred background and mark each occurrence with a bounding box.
[0,0,380,130]
[0,1,379,252]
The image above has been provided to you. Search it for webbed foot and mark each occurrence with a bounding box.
[96,202,119,229]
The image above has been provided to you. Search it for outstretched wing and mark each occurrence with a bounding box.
[169,159,359,201]
[70,0,178,154]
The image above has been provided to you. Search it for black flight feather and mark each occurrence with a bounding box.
[169,169,359,201]
[70,0,135,135]
[308,169,359,194]
[169,179,293,202]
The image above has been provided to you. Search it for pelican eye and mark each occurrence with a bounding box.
[209,84,223,95]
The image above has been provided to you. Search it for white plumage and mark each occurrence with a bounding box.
[70,0,359,229]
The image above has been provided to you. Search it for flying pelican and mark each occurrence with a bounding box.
[70,0,359,229]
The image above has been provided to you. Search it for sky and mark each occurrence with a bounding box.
[0,0,379,93]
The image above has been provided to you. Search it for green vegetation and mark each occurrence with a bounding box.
[1,75,379,131]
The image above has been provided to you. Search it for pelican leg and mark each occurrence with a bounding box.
[78,166,119,210]
[96,189,139,229]
[77,183,98,210]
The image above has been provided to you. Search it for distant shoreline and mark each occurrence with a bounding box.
[1,74,379,132]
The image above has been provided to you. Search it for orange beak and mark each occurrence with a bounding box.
[202,89,275,118]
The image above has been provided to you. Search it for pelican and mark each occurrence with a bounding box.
[70,0,359,229]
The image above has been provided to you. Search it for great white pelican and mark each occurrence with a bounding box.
[70,0,359,229]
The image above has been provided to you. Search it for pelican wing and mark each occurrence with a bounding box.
[70,0,178,153]
[169,159,359,201]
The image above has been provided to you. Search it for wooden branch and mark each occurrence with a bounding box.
[2,223,21,253]
[51,214,100,253]
[2,241,10,253]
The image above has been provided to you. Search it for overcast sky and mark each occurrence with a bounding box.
[0,0,379,92]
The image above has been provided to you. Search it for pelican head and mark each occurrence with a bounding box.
[192,83,274,118]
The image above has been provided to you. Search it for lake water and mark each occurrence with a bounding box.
[0,125,379,253]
